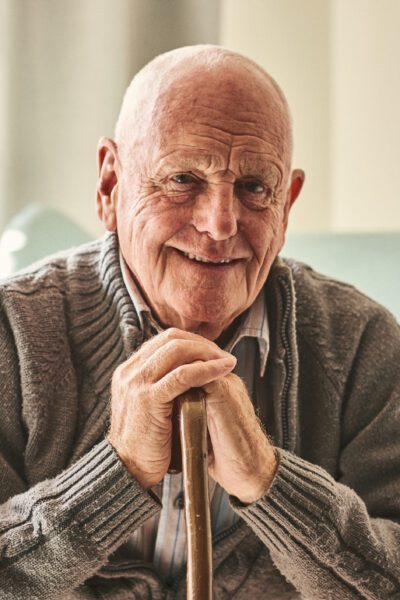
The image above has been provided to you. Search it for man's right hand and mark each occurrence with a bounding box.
[107,328,236,489]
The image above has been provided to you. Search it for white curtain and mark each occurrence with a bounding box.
[0,0,221,235]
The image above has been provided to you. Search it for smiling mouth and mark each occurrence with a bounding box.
[174,248,240,267]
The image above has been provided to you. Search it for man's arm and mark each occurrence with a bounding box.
[0,441,161,599]
[0,311,162,599]
[230,309,400,599]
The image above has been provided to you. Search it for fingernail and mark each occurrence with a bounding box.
[221,356,236,367]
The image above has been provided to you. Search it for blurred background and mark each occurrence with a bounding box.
[1,0,400,237]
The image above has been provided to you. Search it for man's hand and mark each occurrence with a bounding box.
[204,374,278,504]
[107,328,236,489]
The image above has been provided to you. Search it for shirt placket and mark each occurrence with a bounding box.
[153,473,186,577]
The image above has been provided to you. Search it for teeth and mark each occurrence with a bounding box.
[183,251,232,264]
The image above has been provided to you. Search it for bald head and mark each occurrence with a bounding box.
[115,45,293,169]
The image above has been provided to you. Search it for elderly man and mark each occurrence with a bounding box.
[0,45,399,599]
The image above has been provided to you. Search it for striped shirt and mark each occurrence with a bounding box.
[119,253,269,578]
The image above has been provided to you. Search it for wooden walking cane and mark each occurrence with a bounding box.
[169,388,213,599]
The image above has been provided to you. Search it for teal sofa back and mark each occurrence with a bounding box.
[0,204,92,277]
[282,232,400,321]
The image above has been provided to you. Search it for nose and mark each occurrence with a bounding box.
[191,182,238,241]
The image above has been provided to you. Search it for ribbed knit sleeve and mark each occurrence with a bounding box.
[0,439,161,600]
[231,448,400,599]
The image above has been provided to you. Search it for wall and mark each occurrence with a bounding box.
[0,0,12,231]
[331,0,400,231]
[221,0,400,232]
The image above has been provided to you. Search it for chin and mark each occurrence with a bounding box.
[175,299,235,327]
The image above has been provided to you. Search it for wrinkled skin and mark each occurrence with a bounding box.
[98,46,304,502]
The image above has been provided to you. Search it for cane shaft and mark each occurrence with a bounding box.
[179,389,212,600]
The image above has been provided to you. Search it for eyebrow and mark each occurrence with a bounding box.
[153,152,217,178]
[153,150,281,184]
[238,152,281,177]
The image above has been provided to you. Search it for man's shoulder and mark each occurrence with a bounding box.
[279,257,400,375]
[0,236,105,298]
[284,257,398,328]
[0,236,113,339]
[276,257,400,397]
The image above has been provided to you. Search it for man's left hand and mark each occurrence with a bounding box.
[203,373,278,504]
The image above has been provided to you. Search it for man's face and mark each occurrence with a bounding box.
[106,72,302,339]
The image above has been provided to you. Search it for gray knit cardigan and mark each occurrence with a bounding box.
[0,232,399,599]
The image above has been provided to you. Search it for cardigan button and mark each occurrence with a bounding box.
[174,491,185,509]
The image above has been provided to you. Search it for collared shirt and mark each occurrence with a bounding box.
[119,253,269,578]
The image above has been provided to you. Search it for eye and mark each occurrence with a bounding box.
[235,179,272,209]
[164,172,201,204]
[238,180,265,194]
[171,173,198,185]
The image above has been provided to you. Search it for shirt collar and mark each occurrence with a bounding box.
[119,252,163,335]
[119,252,269,377]
[224,288,269,377]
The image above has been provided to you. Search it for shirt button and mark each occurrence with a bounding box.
[174,492,184,509]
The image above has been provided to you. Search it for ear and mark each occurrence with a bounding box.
[96,137,121,232]
[282,168,305,229]
[277,169,305,252]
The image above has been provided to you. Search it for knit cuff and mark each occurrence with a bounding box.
[55,439,161,555]
[230,448,338,552]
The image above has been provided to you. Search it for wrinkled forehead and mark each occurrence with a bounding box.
[116,57,292,170]
[156,68,285,128]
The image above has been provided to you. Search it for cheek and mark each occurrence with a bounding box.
[118,192,189,258]
[245,206,284,263]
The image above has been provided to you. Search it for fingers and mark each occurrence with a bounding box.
[153,355,237,402]
[125,327,225,368]
[139,338,233,382]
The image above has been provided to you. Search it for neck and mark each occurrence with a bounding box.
[123,262,243,345]
[154,310,243,348]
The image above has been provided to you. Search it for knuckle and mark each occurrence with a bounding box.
[164,338,185,353]
[114,355,137,380]
[137,337,152,352]
[134,331,160,355]
[172,364,189,387]
[163,327,181,340]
